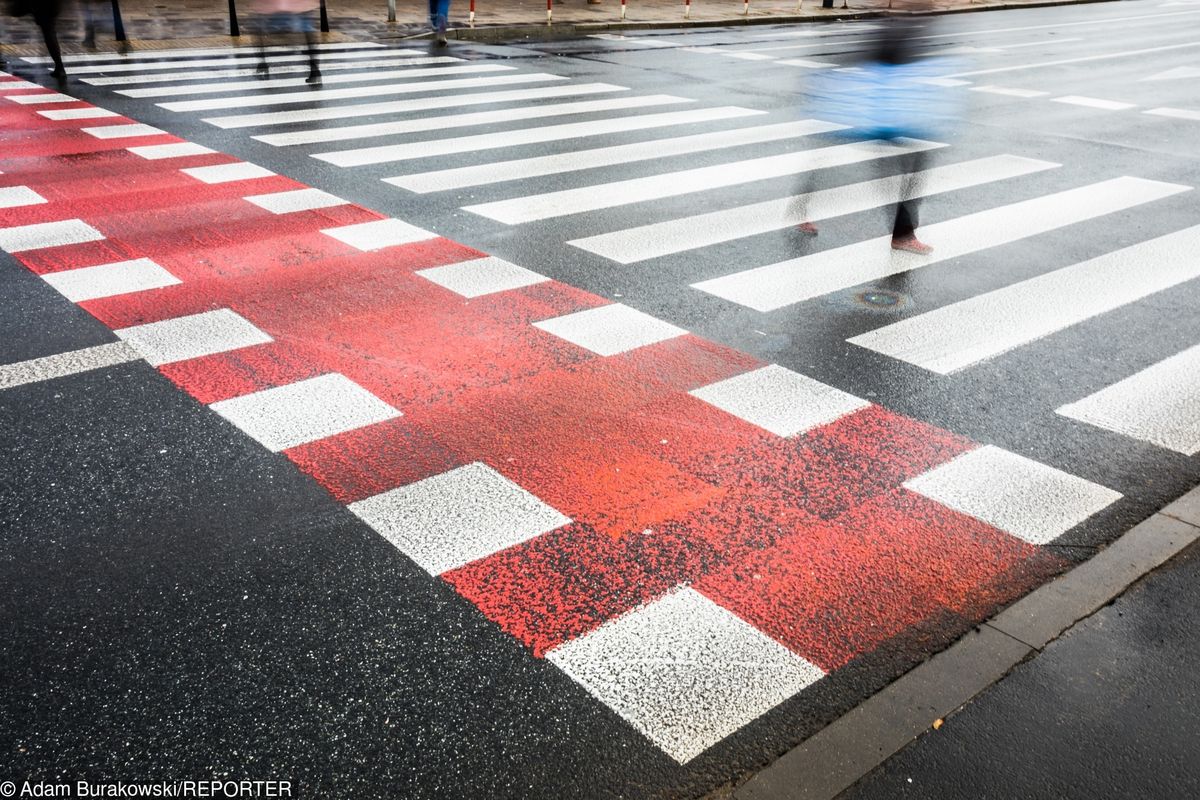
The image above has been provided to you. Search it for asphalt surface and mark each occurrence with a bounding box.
[2,3,1199,797]
[843,537,1200,800]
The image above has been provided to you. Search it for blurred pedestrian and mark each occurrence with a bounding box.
[7,0,66,78]
[794,13,949,255]
[429,0,450,46]
[253,0,320,84]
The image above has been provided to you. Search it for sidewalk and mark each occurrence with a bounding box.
[0,0,1110,54]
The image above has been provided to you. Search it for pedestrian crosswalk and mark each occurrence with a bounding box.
[20,38,1198,463]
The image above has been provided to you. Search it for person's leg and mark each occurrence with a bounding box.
[303,19,320,83]
[81,0,97,48]
[433,0,450,44]
[34,9,66,78]
[890,145,932,254]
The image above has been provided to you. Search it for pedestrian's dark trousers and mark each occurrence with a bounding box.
[32,3,64,74]
[890,146,926,239]
[428,0,450,32]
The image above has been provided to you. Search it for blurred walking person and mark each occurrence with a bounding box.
[8,0,67,79]
[794,12,955,255]
[253,0,320,84]
[429,0,450,46]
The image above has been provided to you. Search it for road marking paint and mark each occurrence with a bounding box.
[314,106,754,168]
[1051,95,1136,110]
[119,63,514,98]
[533,303,686,356]
[0,219,105,253]
[1144,106,1200,120]
[181,162,275,184]
[1057,344,1200,455]
[209,373,401,452]
[320,218,437,251]
[904,446,1121,544]
[777,58,839,68]
[350,462,571,575]
[546,586,825,764]
[72,49,435,78]
[416,256,549,298]
[159,72,567,113]
[949,41,1200,78]
[691,365,869,438]
[0,186,47,209]
[81,122,166,139]
[21,41,387,63]
[572,154,1054,264]
[80,55,459,85]
[41,257,180,302]
[389,119,837,194]
[127,142,216,159]
[695,176,1186,313]
[115,308,272,366]
[38,106,119,119]
[6,92,78,104]
[969,85,1049,98]
[203,82,628,129]
[848,221,1200,374]
[0,341,141,391]
[911,77,972,87]
[254,94,696,147]
[243,187,348,214]
[465,138,944,225]
[0,79,41,90]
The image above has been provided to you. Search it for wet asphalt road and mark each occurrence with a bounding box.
[2,3,1200,797]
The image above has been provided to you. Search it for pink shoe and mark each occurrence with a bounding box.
[891,235,933,255]
[796,222,818,236]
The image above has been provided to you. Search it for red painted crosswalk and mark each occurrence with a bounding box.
[1,81,1095,762]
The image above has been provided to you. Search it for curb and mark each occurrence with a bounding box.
[732,485,1200,800]
[402,0,1118,43]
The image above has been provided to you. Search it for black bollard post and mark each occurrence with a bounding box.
[111,0,127,41]
[319,0,329,32]
[228,0,240,37]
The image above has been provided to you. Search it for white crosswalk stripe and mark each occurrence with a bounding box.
[72,49,429,77]
[22,42,385,63]
[692,176,1187,312]
[847,222,1200,374]
[81,55,456,85]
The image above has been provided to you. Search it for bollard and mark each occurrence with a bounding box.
[684,0,690,18]
[318,0,329,32]
[547,0,552,24]
[470,0,475,27]
[387,0,396,23]
[110,0,126,41]
[821,0,832,7]
[621,0,626,20]
[743,0,748,14]
[228,0,239,37]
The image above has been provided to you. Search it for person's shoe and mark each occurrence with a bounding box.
[255,62,269,77]
[82,34,96,49]
[305,70,322,84]
[796,221,818,236]
[891,234,933,255]
[436,34,448,46]
[51,66,67,80]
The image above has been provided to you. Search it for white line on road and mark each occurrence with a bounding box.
[80,55,456,85]
[70,48,429,76]
[948,41,1200,78]
[847,221,1200,374]
[0,342,142,391]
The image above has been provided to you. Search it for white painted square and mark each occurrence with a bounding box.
[1051,95,1135,111]
[114,308,272,366]
[181,162,276,184]
[39,106,120,120]
[547,587,824,764]
[416,256,548,298]
[349,462,570,575]
[904,445,1122,545]
[533,303,685,356]
[0,219,104,253]
[127,142,215,160]
[244,188,348,215]
[690,364,869,438]
[0,186,47,209]
[210,373,400,452]
[0,80,42,90]
[42,257,180,302]
[81,123,166,139]
[7,92,77,104]
[320,218,437,251]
